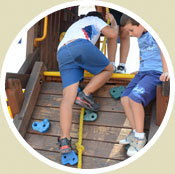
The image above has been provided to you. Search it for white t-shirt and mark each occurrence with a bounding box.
[57,16,108,51]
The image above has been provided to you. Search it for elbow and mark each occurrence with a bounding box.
[107,32,118,40]
[108,28,118,39]
[110,32,118,39]
[102,26,118,39]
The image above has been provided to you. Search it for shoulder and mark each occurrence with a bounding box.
[85,16,105,23]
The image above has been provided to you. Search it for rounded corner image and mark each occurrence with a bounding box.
[1,1,174,173]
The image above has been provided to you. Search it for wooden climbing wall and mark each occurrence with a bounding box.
[24,81,152,169]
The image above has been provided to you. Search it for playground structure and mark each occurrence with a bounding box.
[5,6,170,169]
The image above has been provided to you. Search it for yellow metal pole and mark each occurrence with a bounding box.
[76,108,85,168]
[34,16,48,47]
[7,106,13,119]
[59,32,66,42]
[43,71,135,79]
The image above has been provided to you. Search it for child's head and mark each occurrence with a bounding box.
[120,14,146,38]
[86,11,104,20]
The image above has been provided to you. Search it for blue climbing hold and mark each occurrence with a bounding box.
[110,86,125,99]
[32,119,50,133]
[83,110,97,121]
[61,150,78,165]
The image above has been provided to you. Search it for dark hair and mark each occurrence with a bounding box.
[120,14,139,27]
[79,14,86,19]
[86,11,104,20]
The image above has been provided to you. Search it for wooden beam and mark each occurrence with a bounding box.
[5,73,30,89]
[18,47,40,74]
[14,61,46,137]
[148,101,159,141]
[156,84,169,126]
[162,81,170,96]
[5,78,24,117]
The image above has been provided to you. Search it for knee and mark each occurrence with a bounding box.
[61,97,75,109]
[62,92,76,107]
[105,63,114,73]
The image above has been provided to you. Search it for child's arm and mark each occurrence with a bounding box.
[160,50,169,81]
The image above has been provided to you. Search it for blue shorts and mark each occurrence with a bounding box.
[121,71,162,107]
[57,39,110,89]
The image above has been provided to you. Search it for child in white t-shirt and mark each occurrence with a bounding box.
[57,11,118,153]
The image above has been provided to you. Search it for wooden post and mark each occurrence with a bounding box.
[18,48,40,74]
[5,79,24,117]
[13,61,46,137]
[6,73,30,89]
[156,82,169,126]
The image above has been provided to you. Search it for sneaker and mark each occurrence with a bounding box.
[58,137,72,154]
[119,131,135,145]
[127,136,147,156]
[112,63,117,73]
[75,91,99,111]
[115,65,126,73]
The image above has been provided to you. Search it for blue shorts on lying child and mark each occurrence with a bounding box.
[121,70,162,107]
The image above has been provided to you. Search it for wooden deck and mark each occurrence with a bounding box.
[24,81,152,169]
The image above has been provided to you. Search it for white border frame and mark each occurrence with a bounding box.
[0,1,174,174]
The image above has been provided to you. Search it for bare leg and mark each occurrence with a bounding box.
[107,37,118,62]
[83,64,113,95]
[60,82,79,139]
[121,96,136,129]
[119,27,130,64]
[128,98,145,133]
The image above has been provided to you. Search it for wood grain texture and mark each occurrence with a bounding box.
[14,62,46,137]
[25,134,127,161]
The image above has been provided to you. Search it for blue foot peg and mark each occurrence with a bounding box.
[32,119,50,133]
[110,86,125,99]
[61,150,78,165]
[84,110,97,121]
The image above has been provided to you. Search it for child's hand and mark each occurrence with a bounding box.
[160,72,169,81]
[105,12,115,24]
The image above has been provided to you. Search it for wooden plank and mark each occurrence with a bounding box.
[53,11,61,70]
[28,119,132,143]
[156,85,169,126]
[31,106,150,129]
[5,78,24,117]
[148,102,159,141]
[25,133,127,160]
[13,62,46,137]
[36,92,152,114]
[32,106,129,127]
[36,93,124,112]
[40,82,122,98]
[26,25,35,57]
[18,48,40,74]
[5,73,30,88]
[162,81,170,96]
[40,18,48,66]
[47,14,52,70]
[37,149,120,169]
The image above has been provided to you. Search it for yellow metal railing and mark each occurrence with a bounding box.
[44,71,135,79]
[59,32,66,42]
[34,16,48,47]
